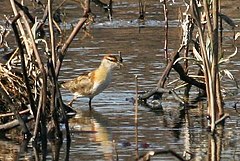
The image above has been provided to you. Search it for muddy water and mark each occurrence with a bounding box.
[1,0,240,161]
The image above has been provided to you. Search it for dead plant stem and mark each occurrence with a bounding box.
[9,0,32,58]
[211,0,219,132]
[48,0,61,138]
[55,17,87,77]
[135,75,139,159]
[48,0,56,66]
[9,15,36,117]
[163,0,168,61]
[33,89,43,141]
[19,10,48,115]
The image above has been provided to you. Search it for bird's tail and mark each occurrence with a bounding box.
[58,81,66,88]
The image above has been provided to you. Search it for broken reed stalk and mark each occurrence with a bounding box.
[108,0,113,21]
[55,17,87,77]
[138,0,145,20]
[157,45,184,88]
[135,75,139,159]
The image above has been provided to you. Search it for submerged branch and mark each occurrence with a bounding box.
[173,62,206,90]
[137,149,186,161]
[157,45,184,88]
[139,87,170,100]
[138,87,185,106]
[0,115,34,132]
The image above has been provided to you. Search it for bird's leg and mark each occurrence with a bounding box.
[68,95,77,106]
[89,98,92,110]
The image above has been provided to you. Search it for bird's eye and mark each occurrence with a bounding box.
[106,56,117,62]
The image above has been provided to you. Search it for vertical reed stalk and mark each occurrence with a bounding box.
[219,0,223,58]
[163,0,168,61]
[191,0,214,131]
[108,0,113,21]
[48,0,56,66]
[48,0,62,138]
[215,1,224,117]
[192,0,223,132]
[203,1,216,129]
[211,0,220,132]
[135,75,139,159]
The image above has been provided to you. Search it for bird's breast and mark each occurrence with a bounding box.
[91,69,112,95]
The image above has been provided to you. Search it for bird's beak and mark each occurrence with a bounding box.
[118,62,123,68]
[118,51,123,68]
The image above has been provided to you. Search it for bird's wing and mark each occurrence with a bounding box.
[62,72,94,96]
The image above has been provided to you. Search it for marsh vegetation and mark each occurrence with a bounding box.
[0,0,239,160]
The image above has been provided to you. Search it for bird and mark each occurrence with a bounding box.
[61,54,123,110]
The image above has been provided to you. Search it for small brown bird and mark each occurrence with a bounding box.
[61,54,123,110]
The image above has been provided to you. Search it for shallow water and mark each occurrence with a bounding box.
[1,0,240,161]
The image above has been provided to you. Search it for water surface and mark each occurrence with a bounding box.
[0,0,240,161]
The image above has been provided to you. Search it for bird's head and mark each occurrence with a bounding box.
[102,54,123,69]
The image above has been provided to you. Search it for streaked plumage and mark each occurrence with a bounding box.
[61,54,122,110]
